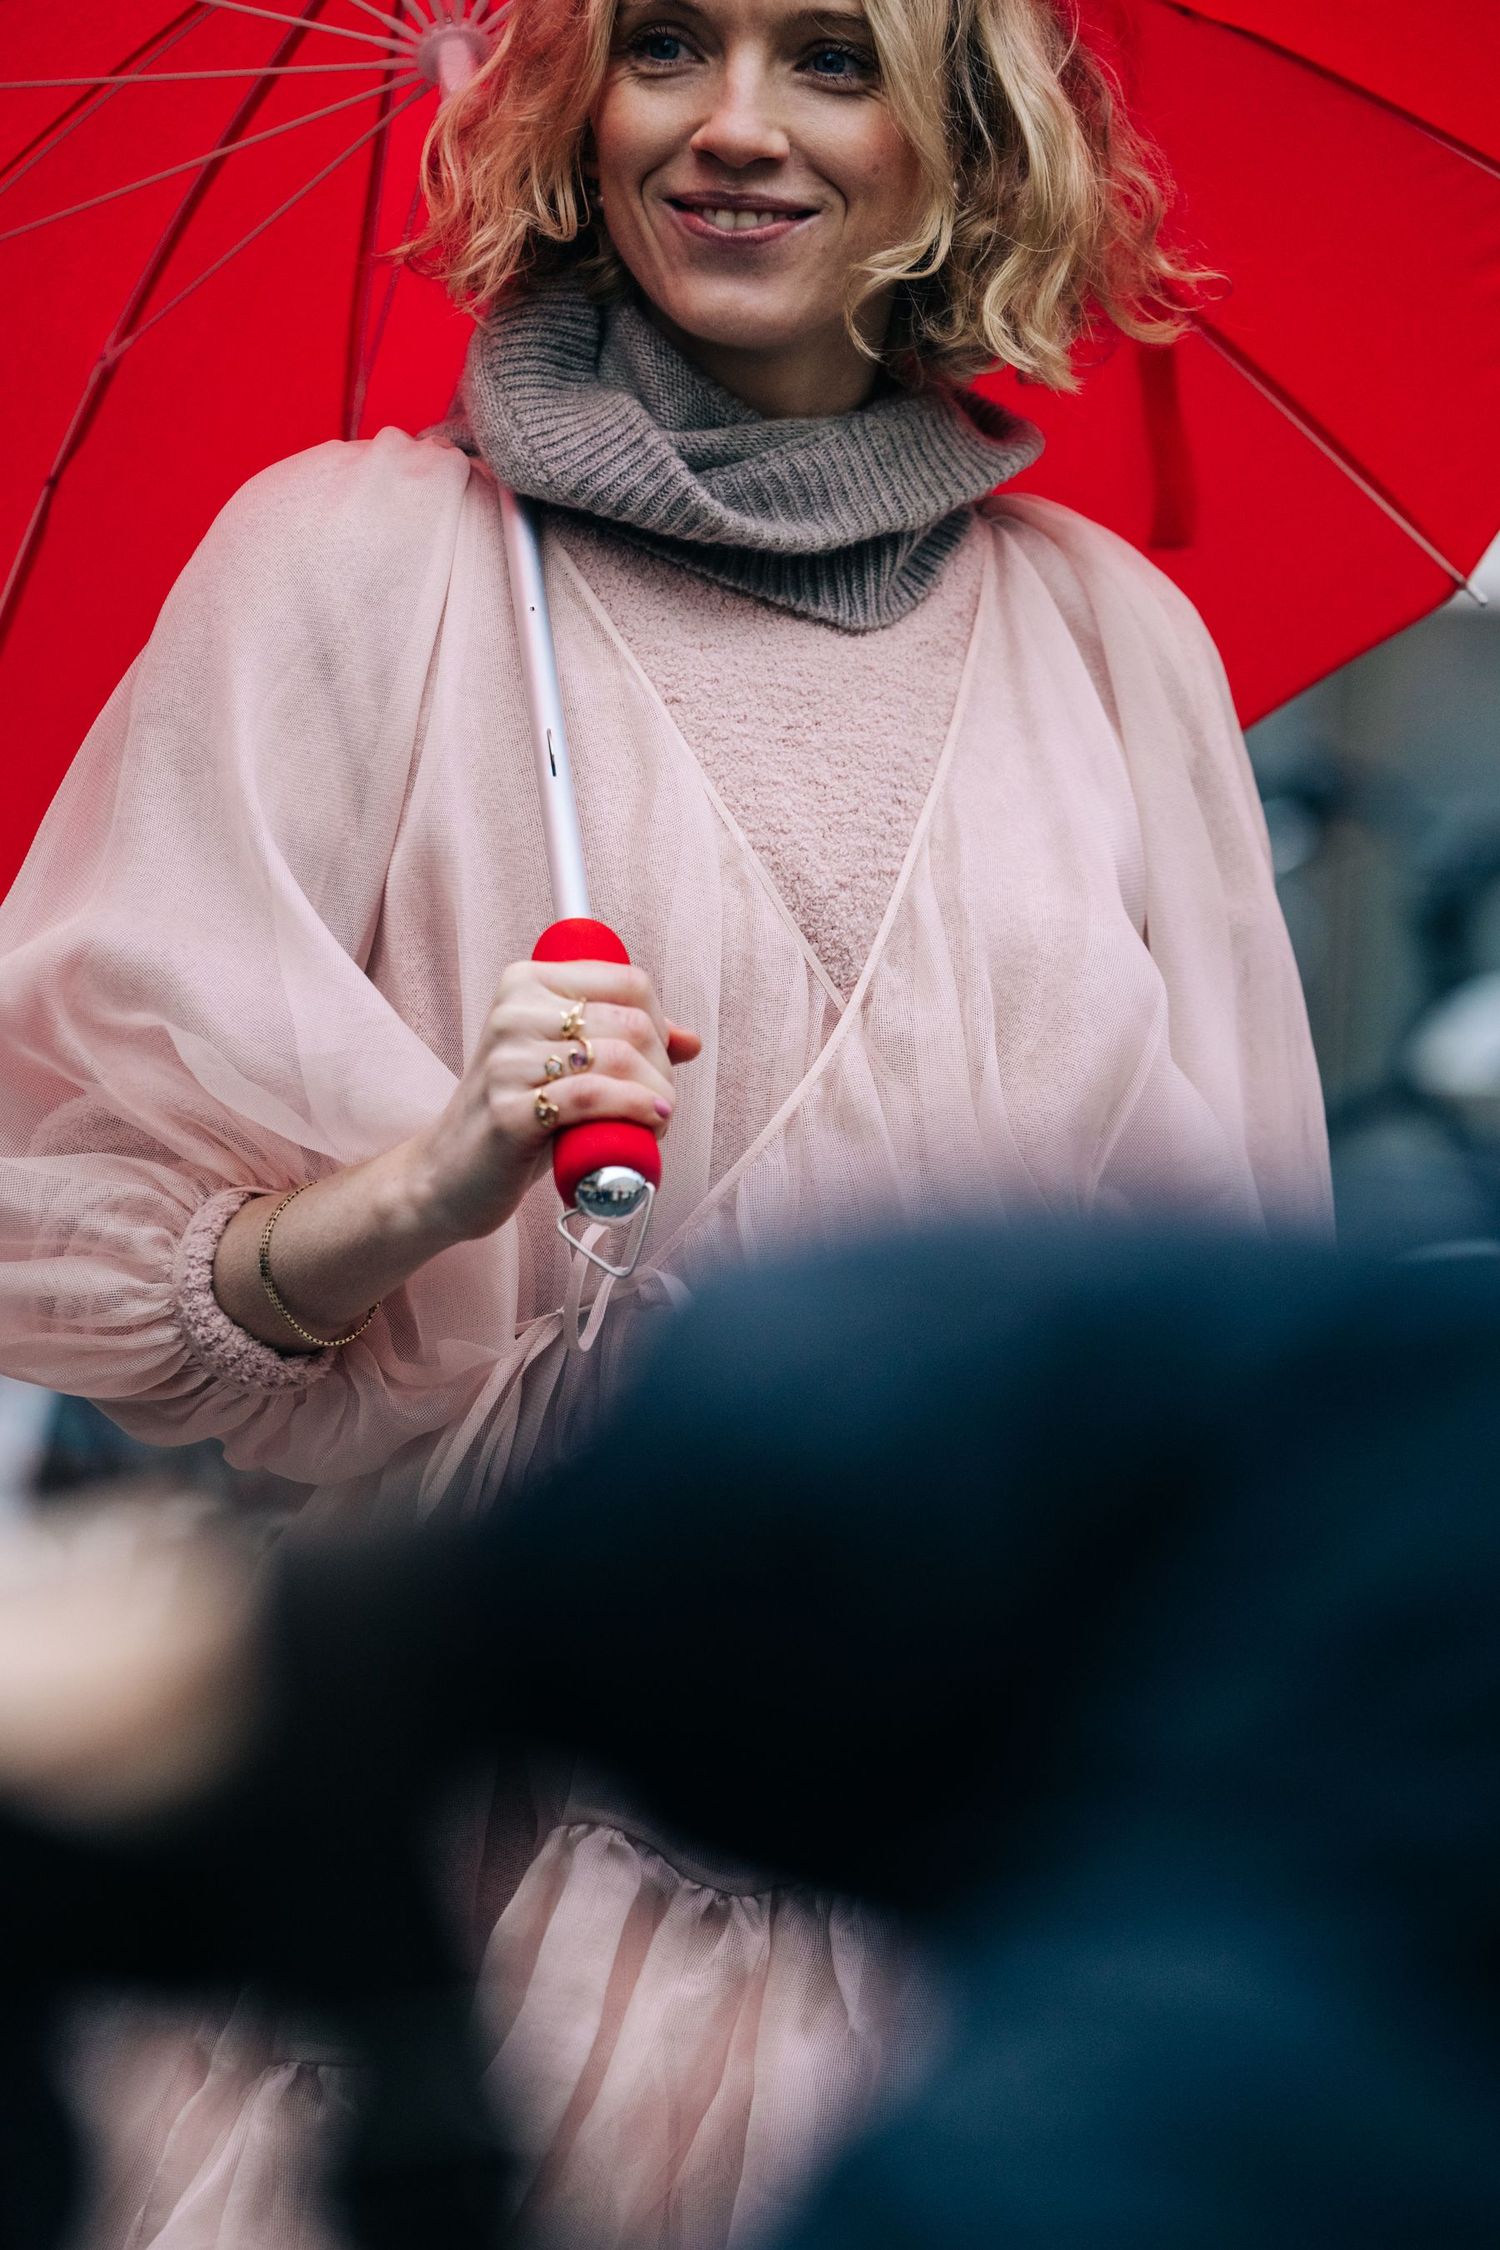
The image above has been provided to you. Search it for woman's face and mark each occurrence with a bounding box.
[591,0,927,413]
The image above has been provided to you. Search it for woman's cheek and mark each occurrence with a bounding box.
[820,125,923,244]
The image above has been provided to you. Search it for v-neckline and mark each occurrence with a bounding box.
[548,525,995,1017]
[546,522,997,1272]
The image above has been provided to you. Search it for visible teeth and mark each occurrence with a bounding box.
[701,208,786,230]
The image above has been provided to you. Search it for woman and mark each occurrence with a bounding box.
[0,0,1331,2241]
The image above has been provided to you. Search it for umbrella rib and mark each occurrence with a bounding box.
[0,0,337,646]
[199,1,407,50]
[1195,321,1490,607]
[111,84,428,357]
[349,0,465,432]
[343,40,405,440]
[1157,2,1500,181]
[0,84,428,644]
[2,67,398,86]
[340,0,425,34]
[0,8,206,199]
[0,80,401,245]
[349,179,425,438]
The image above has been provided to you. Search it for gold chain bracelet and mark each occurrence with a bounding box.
[258,1183,380,1349]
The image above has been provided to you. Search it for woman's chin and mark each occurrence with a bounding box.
[640,280,833,364]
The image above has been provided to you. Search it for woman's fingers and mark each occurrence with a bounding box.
[523,1066,672,1140]
[504,961,702,1071]
[528,1001,673,1079]
[473,960,695,1168]
[531,1034,675,1112]
[527,959,683,1055]
[485,1028,676,1144]
[415,958,694,1249]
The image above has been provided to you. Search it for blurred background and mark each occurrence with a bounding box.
[6,547,1496,1521]
[1251,530,1500,1253]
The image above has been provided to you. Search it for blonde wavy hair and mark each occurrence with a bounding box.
[403,0,1215,390]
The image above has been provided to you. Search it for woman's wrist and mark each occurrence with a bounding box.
[380,1129,509,1254]
[367,1135,464,1258]
[209,1141,478,1357]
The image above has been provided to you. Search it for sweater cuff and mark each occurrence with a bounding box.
[172,1188,338,1392]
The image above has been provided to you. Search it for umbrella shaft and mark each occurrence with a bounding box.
[440,33,594,913]
[498,485,592,923]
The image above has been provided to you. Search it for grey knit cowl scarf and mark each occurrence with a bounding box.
[453,273,1044,632]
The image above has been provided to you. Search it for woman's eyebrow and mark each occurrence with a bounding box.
[786,6,873,27]
[614,0,699,23]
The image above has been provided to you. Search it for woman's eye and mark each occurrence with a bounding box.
[621,24,874,83]
[626,26,692,66]
[803,42,877,85]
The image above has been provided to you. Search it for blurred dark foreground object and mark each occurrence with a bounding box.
[4,1224,1500,2248]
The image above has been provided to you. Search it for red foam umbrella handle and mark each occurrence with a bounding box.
[533,918,664,1211]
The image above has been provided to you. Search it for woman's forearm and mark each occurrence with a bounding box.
[210,954,698,1354]
[212,1140,463,1352]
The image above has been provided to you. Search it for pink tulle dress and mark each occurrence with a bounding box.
[0,430,1330,2248]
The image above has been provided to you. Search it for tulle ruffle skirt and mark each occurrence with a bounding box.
[72,1818,929,2250]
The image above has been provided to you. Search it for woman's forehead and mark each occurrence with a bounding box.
[613,0,874,32]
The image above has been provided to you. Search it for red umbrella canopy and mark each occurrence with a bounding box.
[2,0,1498,895]
[982,0,1500,726]
[1,2,476,891]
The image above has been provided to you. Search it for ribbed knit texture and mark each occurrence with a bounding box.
[457,274,1043,630]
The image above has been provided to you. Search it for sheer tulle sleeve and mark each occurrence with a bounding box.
[988,495,1333,1231]
[0,429,508,1482]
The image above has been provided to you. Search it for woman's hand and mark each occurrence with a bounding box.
[401,958,703,1245]
[212,959,701,1352]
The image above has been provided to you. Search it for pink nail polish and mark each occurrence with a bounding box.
[655,1097,673,1119]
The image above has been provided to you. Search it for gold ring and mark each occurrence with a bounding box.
[534,1092,560,1128]
[559,1000,587,1041]
[542,1053,565,1081]
[566,1038,593,1074]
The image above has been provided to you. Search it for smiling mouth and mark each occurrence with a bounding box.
[667,199,816,236]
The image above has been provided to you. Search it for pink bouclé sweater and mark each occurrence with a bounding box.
[554,515,989,1000]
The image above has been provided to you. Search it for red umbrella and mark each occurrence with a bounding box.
[985,1,1500,725]
[2,0,1498,896]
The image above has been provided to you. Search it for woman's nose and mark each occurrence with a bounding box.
[689,64,792,168]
